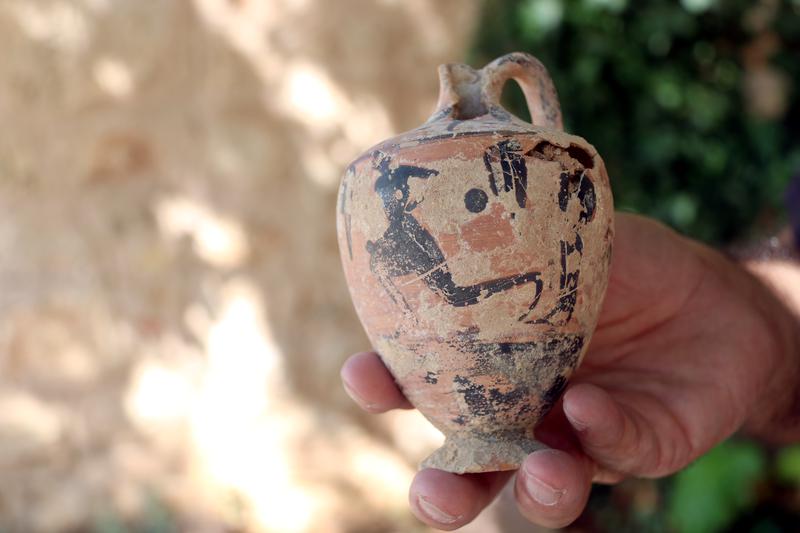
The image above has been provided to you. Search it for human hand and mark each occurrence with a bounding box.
[340,213,800,529]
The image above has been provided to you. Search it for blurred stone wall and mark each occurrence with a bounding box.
[0,1,480,531]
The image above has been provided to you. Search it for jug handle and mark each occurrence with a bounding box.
[481,52,563,131]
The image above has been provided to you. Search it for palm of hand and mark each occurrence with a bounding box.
[341,213,782,529]
[551,214,773,480]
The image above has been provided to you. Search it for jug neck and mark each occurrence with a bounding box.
[430,53,564,131]
[434,63,490,121]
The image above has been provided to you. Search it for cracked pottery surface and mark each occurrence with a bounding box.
[338,53,614,473]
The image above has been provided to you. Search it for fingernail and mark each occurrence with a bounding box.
[523,467,565,507]
[564,406,589,432]
[417,495,460,525]
[342,380,377,410]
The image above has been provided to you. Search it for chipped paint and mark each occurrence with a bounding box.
[336,53,614,473]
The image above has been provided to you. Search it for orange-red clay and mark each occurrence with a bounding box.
[337,52,614,473]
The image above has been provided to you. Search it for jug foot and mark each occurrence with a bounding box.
[420,429,546,474]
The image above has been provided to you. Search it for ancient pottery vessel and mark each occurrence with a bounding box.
[337,52,614,473]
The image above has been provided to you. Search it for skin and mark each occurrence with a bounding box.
[340,213,800,530]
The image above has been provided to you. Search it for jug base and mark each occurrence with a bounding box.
[420,429,546,474]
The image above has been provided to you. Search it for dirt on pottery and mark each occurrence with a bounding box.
[0,1,560,532]
[338,55,613,474]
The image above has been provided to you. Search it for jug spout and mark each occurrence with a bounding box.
[434,63,488,120]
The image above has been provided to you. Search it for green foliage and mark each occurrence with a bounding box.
[667,441,766,533]
[775,445,800,485]
[469,5,800,530]
[471,0,800,243]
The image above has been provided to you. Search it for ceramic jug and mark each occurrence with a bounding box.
[337,52,614,473]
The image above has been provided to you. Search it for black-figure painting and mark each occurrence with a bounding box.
[483,139,529,209]
[362,143,594,424]
[365,151,543,313]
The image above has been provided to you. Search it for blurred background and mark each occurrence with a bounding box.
[0,0,798,532]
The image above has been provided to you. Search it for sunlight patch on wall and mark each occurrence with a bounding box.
[192,0,284,76]
[0,388,63,463]
[193,0,395,190]
[5,0,90,53]
[277,59,395,148]
[283,63,342,130]
[277,62,393,188]
[155,196,250,269]
[93,57,135,99]
[386,409,445,460]
[349,448,414,504]
[189,278,319,533]
[125,359,196,426]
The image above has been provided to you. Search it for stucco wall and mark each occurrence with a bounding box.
[0,1,480,531]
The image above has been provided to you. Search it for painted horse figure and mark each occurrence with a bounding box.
[366,152,542,311]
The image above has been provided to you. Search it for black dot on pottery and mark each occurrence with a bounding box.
[464,188,489,213]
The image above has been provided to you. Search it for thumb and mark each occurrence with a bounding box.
[562,383,670,477]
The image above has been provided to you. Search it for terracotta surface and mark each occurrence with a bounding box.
[338,53,614,473]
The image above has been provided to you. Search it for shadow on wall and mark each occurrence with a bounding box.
[0,0,478,532]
